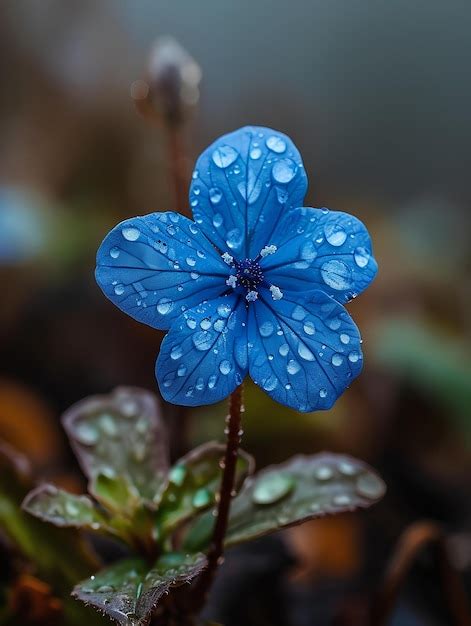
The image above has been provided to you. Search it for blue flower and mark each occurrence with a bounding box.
[96,126,377,412]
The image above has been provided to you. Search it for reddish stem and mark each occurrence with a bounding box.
[370,520,471,626]
[190,385,244,610]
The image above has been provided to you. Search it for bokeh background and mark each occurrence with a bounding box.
[1,1,470,625]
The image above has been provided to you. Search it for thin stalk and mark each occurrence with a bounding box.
[370,520,471,626]
[190,385,244,611]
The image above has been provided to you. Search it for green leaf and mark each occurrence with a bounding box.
[156,442,254,535]
[183,453,385,552]
[73,552,207,625]
[0,442,99,594]
[62,387,169,509]
[22,484,115,534]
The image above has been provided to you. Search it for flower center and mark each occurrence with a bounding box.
[235,259,264,289]
[222,245,283,302]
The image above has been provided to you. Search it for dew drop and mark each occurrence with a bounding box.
[226,228,243,251]
[122,227,140,241]
[340,333,350,344]
[200,318,211,330]
[292,305,306,321]
[114,284,125,296]
[212,145,238,168]
[186,256,196,267]
[298,343,315,361]
[157,298,173,315]
[287,359,301,375]
[331,353,343,367]
[217,303,232,318]
[354,246,370,268]
[250,147,262,159]
[192,488,212,509]
[356,473,385,500]
[192,331,213,351]
[333,494,352,506]
[319,388,327,398]
[110,246,120,259]
[213,318,225,332]
[339,461,358,476]
[252,473,294,505]
[186,317,197,330]
[324,222,347,246]
[348,351,360,363]
[208,374,218,389]
[266,135,287,153]
[303,321,316,335]
[170,345,183,360]
[272,158,297,184]
[329,318,341,330]
[262,375,278,391]
[75,422,99,445]
[219,360,232,375]
[321,260,353,290]
[213,213,223,228]
[177,364,187,377]
[259,321,274,337]
[65,500,80,516]
[279,343,289,357]
[315,466,333,481]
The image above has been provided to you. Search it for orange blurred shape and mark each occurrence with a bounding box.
[0,379,62,467]
[288,514,361,582]
[8,574,63,625]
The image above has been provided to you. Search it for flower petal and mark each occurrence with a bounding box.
[156,295,248,406]
[248,289,363,412]
[96,211,230,330]
[190,126,307,259]
[262,207,378,304]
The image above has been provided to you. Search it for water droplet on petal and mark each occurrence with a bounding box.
[192,331,213,351]
[252,473,294,505]
[208,374,218,389]
[169,465,187,486]
[226,228,243,251]
[200,318,211,330]
[122,227,140,241]
[279,343,289,357]
[292,305,306,321]
[348,351,360,363]
[219,360,232,375]
[266,135,287,153]
[250,147,262,159]
[331,353,343,367]
[110,247,120,259]
[354,246,370,268]
[213,318,225,332]
[321,260,353,290]
[177,364,187,377]
[114,284,125,296]
[324,222,347,246]
[303,321,316,335]
[287,359,301,375]
[315,466,333,480]
[339,461,358,476]
[75,422,99,445]
[272,158,297,184]
[259,321,274,337]
[186,256,196,267]
[262,374,278,391]
[213,213,223,228]
[212,145,238,168]
[298,343,315,361]
[65,500,80,516]
[319,388,327,398]
[157,298,173,315]
[333,494,352,506]
[340,333,350,344]
[170,345,183,359]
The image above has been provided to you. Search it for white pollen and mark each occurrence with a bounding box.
[246,290,259,302]
[226,275,237,288]
[222,252,234,265]
[260,244,278,258]
[270,285,283,300]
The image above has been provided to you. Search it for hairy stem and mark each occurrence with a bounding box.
[370,520,471,626]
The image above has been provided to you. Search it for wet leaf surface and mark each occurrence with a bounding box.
[156,442,254,535]
[73,552,207,625]
[183,453,385,551]
[62,387,169,509]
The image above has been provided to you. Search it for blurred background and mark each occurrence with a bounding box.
[0,1,470,625]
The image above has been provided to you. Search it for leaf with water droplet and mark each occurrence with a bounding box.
[22,484,115,534]
[156,442,254,536]
[73,552,207,625]
[63,388,170,510]
[183,453,385,551]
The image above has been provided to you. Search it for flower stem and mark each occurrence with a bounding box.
[190,384,244,610]
[370,520,471,626]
